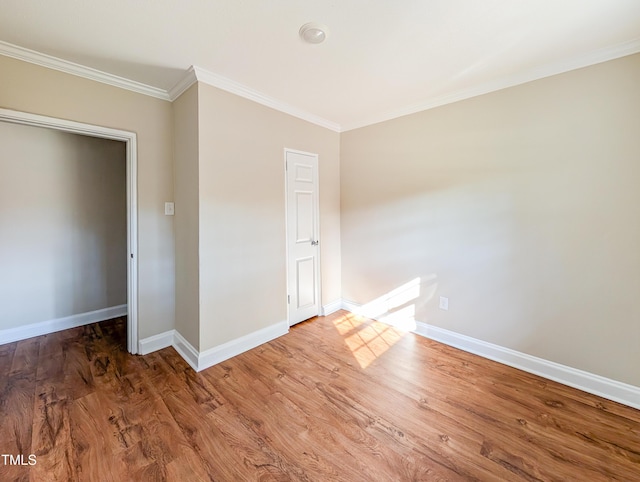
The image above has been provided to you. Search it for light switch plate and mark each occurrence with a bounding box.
[164,202,175,215]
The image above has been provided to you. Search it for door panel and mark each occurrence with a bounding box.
[295,191,314,242]
[296,257,316,308]
[286,149,320,325]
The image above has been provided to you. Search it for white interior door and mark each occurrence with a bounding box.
[286,149,320,326]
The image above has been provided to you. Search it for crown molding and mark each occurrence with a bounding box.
[184,65,342,132]
[0,40,340,132]
[0,40,170,101]
[4,36,639,134]
[342,37,640,131]
[167,66,198,101]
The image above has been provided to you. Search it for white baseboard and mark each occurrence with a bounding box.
[321,299,343,316]
[173,330,200,371]
[138,329,175,355]
[341,299,361,315]
[413,322,640,410]
[198,320,289,371]
[0,304,128,345]
[138,329,199,370]
[137,320,289,373]
[339,299,640,410]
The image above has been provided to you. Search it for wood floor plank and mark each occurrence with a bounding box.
[30,384,77,482]
[68,391,126,482]
[0,382,34,480]
[0,338,39,482]
[9,337,40,378]
[0,342,17,379]
[165,449,214,482]
[1,312,639,481]
[0,375,35,454]
[222,347,467,481]
[204,364,394,481]
[161,387,250,481]
[243,339,493,479]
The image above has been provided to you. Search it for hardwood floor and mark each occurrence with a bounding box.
[1,311,639,481]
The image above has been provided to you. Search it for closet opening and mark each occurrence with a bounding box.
[0,108,138,353]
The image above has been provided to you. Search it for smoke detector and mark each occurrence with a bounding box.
[299,22,329,44]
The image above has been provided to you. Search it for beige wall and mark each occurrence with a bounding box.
[173,84,201,349]
[0,122,126,328]
[340,53,640,386]
[197,83,341,351]
[0,55,175,339]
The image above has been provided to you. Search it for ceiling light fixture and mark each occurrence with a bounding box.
[299,22,328,44]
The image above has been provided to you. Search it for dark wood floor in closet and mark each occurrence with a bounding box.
[1,311,639,481]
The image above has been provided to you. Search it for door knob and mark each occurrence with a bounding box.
[311,240,319,246]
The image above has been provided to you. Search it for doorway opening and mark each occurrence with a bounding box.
[0,108,139,353]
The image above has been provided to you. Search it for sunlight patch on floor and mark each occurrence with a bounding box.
[333,314,405,369]
[333,276,440,368]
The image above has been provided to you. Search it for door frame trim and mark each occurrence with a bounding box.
[284,147,322,326]
[0,108,139,354]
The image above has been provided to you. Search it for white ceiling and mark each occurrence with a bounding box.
[1,0,639,131]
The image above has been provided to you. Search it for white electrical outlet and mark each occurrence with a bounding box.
[439,296,449,311]
[164,202,175,215]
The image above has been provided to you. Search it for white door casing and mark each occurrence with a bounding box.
[285,149,320,326]
[0,108,139,354]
